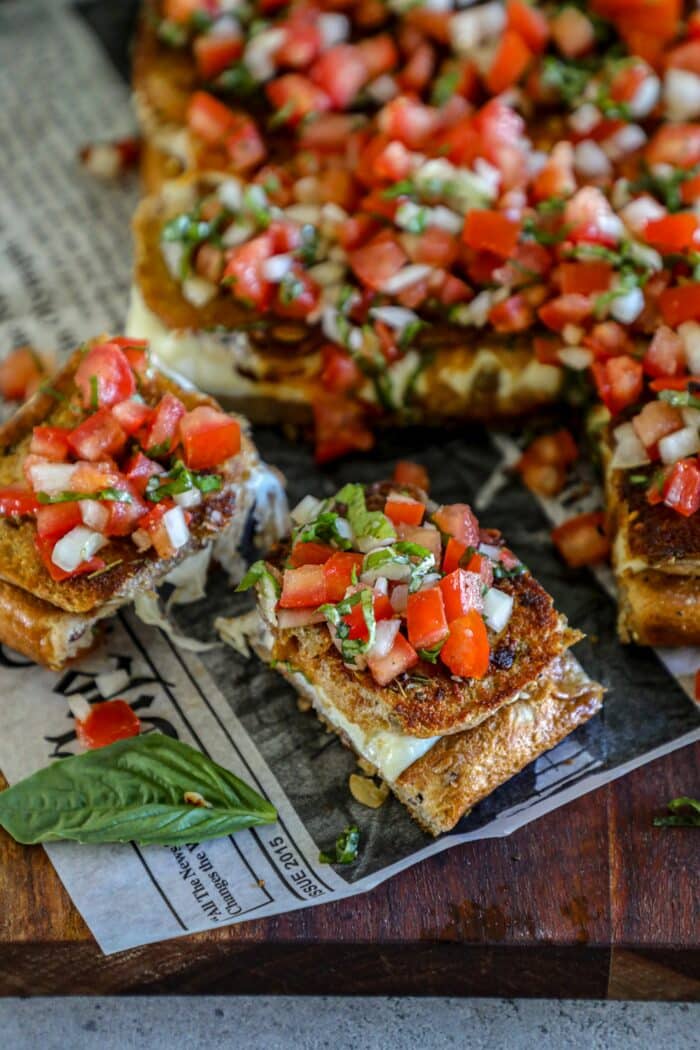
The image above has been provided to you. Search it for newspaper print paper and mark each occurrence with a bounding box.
[0,0,698,954]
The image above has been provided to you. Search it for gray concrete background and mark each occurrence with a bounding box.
[1,997,698,1048]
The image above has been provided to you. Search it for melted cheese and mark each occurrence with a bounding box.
[436,349,561,404]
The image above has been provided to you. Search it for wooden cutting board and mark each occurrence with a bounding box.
[0,742,697,999]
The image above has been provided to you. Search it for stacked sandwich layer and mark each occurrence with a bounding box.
[222,480,603,833]
[128,0,700,646]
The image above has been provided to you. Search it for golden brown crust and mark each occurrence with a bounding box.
[0,339,258,616]
[616,569,700,646]
[268,571,578,738]
[394,651,603,834]
[132,3,196,131]
[139,137,186,195]
[0,578,100,670]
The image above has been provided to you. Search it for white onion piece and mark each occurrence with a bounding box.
[620,195,665,234]
[611,422,650,469]
[658,425,700,465]
[478,543,501,560]
[29,462,77,494]
[367,619,401,661]
[51,526,107,572]
[96,669,130,698]
[483,588,514,634]
[182,277,217,307]
[163,506,190,551]
[558,347,593,370]
[277,608,327,629]
[243,27,285,81]
[381,264,431,294]
[450,3,506,54]
[366,74,399,104]
[161,239,185,279]
[221,220,255,247]
[373,576,389,596]
[609,286,645,324]
[80,500,109,532]
[318,12,349,47]
[361,561,411,585]
[664,69,700,121]
[679,322,700,374]
[574,140,611,178]
[68,695,92,722]
[417,573,442,591]
[390,584,409,613]
[369,305,419,330]
[173,487,202,509]
[628,74,660,118]
[356,535,395,554]
[291,494,323,525]
[682,406,700,429]
[261,253,293,282]
[217,179,243,212]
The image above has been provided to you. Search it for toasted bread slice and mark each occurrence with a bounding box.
[129,173,563,426]
[602,435,700,645]
[0,341,277,668]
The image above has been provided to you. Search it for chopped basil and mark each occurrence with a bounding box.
[363,542,435,594]
[146,439,173,459]
[157,19,188,47]
[628,473,650,485]
[653,796,700,828]
[86,558,123,579]
[629,164,699,213]
[492,560,527,581]
[36,488,132,505]
[658,389,700,410]
[320,589,376,664]
[144,459,222,503]
[297,224,320,266]
[279,271,304,305]
[39,382,66,402]
[541,55,594,107]
[236,560,281,598]
[216,62,257,97]
[431,67,460,108]
[418,639,447,663]
[162,209,229,278]
[398,319,427,350]
[242,185,271,229]
[335,483,396,543]
[319,824,360,864]
[382,179,416,200]
[294,510,353,550]
[268,100,297,129]
[89,374,99,410]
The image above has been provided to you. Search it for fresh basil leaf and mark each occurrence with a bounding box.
[319,823,360,864]
[145,459,222,502]
[39,382,66,402]
[418,639,446,663]
[335,484,396,543]
[659,389,700,410]
[653,796,700,828]
[236,560,281,598]
[295,510,352,550]
[36,488,132,505]
[320,589,376,664]
[492,560,527,581]
[89,374,99,410]
[0,733,277,846]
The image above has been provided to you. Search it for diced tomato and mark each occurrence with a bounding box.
[592,355,644,416]
[112,399,153,436]
[560,261,613,296]
[643,213,700,253]
[485,30,532,95]
[507,0,549,52]
[119,342,151,381]
[36,501,83,540]
[403,227,458,268]
[179,405,240,470]
[70,461,119,494]
[35,534,104,582]
[323,551,364,603]
[406,586,448,651]
[101,487,149,538]
[367,631,418,686]
[527,428,579,467]
[266,75,331,125]
[550,5,595,58]
[343,591,393,640]
[289,541,334,568]
[645,124,700,169]
[273,267,321,319]
[312,397,374,464]
[432,503,480,547]
[279,564,327,608]
[396,523,442,565]
[649,375,700,392]
[658,284,700,326]
[399,41,435,92]
[551,511,610,568]
[488,293,534,333]
[310,44,368,109]
[356,34,398,78]
[384,497,424,527]
[583,321,633,360]
[539,293,593,332]
[436,272,472,306]
[516,452,566,497]
[643,327,685,378]
[392,460,429,492]
[378,96,442,150]
[67,408,127,462]
[226,115,266,173]
[466,551,494,589]
[462,210,521,259]
[681,173,700,205]
[124,451,162,496]
[162,0,214,24]
[632,400,683,453]
[194,33,243,79]
[0,486,39,517]
[442,537,467,575]
[76,699,141,750]
[223,233,274,309]
[29,426,71,462]
[564,186,620,246]
[320,344,362,394]
[534,335,563,365]
[532,141,576,202]
[439,610,489,679]
[348,234,408,292]
[666,39,700,74]
[141,393,186,458]
[0,346,44,401]
[187,91,237,143]
[275,19,321,68]
[661,457,700,517]
[439,569,482,623]
[74,342,135,410]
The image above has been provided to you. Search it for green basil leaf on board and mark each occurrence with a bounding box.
[653,796,700,828]
[0,733,277,846]
[319,824,360,864]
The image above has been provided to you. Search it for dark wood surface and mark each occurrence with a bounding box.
[0,743,698,999]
